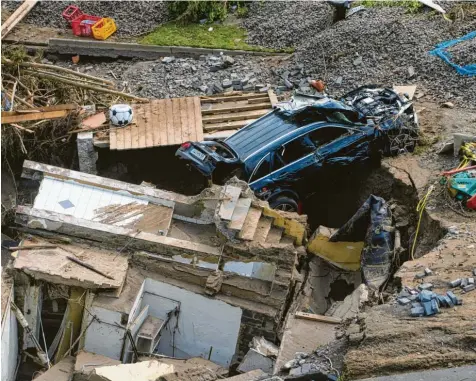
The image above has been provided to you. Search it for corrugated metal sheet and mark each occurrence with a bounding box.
[109,97,203,150]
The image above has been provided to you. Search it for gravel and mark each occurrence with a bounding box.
[448,37,476,66]
[242,3,476,107]
[1,0,169,36]
[242,1,334,50]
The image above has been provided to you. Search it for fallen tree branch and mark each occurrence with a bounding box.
[24,70,149,102]
[3,58,115,86]
[27,69,115,89]
[9,123,34,133]
[4,90,35,108]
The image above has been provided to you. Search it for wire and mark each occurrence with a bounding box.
[410,185,435,260]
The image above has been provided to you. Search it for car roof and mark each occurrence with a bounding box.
[225,109,296,160]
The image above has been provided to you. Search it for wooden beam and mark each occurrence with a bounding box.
[1,1,39,39]
[202,102,271,115]
[268,90,279,107]
[247,97,270,104]
[203,119,257,131]
[200,93,268,103]
[1,104,78,116]
[2,110,69,124]
[202,109,269,124]
[294,312,341,324]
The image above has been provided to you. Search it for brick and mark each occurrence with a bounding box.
[444,295,454,307]
[411,302,422,309]
[397,297,411,305]
[446,291,458,305]
[418,283,433,291]
[463,284,475,293]
[422,301,434,316]
[461,278,468,287]
[431,299,440,314]
[419,290,434,302]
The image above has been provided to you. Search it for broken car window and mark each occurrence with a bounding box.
[308,127,349,147]
[280,136,316,164]
[249,154,271,182]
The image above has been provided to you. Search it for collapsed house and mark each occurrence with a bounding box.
[8,159,308,376]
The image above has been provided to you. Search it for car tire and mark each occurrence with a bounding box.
[270,196,299,213]
[384,129,418,156]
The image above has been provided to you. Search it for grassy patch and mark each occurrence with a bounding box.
[140,23,294,53]
[357,0,423,12]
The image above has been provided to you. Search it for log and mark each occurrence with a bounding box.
[1,1,39,39]
[2,58,115,86]
[30,69,115,89]
[24,70,149,102]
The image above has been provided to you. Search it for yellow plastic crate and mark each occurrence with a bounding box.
[92,18,117,40]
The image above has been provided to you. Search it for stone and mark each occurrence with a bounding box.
[243,84,254,92]
[294,352,308,359]
[222,79,233,88]
[238,349,274,374]
[449,278,462,288]
[419,290,434,302]
[224,87,234,93]
[461,278,468,287]
[222,56,235,67]
[199,85,208,93]
[254,83,265,90]
[209,64,223,72]
[282,70,290,80]
[282,359,299,370]
[213,83,224,93]
[161,56,175,64]
[191,65,197,72]
[335,76,343,85]
[240,78,249,86]
[346,324,360,335]
[233,84,243,91]
[284,78,294,89]
[424,268,433,276]
[411,306,424,317]
[415,273,426,279]
[259,87,269,93]
[408,66,416,78]
[473,269,476,276]
[348,332,364,344]
[441,102,454,108]
[446,291,458,305]
[469,278,475,285]
[289,363,314,376]
[353,56,363,65]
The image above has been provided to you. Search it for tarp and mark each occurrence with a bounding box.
[429,31,476,76]
[330,195,394,289]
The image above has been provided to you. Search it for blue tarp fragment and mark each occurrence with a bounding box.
[429,31,476,76]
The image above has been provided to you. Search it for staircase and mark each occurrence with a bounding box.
[217,185,304,246]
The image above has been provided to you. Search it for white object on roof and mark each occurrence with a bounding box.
[419,0,446,14]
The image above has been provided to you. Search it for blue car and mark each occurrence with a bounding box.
[176,87,418,212]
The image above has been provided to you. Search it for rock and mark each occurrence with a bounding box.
[289,363,314,376]
[199,85,208,93]
[222,56,235,67]
[233,84,243,91]
[240,78,249,86]
[243,84,254,91]
[335,76,343,85]
[259,87,269,93]
[348,332,364,344]
[222,79,232,88]
[191,65,197,72]
[161,56,175,64]
[353,56,363,66]
[209,64,223,72]
[213,83,224,93]
[441,102,454,108]
[282,359,299,370]
[224,87,234,93]
[408,66,416,78]
[294,352,308,359]
[284,78,294,89]
[346,324,360,335]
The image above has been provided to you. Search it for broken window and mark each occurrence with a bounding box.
[308,127,349,147]
[249,153,271,182]
[280,136,316,164]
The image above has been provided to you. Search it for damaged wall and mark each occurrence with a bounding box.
[1,280,18,381]
[142,278,242,367]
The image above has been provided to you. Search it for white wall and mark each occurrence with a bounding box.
[143,278,242,367]
[1,285,18,381]
[83,306,126,360]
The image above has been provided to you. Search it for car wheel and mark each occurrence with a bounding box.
[270,196,299,212]
[385,129,418,156]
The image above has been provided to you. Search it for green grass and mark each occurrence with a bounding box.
[357,0,423,12]
[140,22,294,53]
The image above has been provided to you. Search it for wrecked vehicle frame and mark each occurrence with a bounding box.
[176,86,419,212]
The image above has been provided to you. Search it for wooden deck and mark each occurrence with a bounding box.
[109,97,202,150]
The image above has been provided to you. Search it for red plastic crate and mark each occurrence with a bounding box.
[62,5,83,24]
[71,14,101,37]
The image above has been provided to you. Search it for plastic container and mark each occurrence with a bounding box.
[62,5,83,24]
[71,14,101,37]
[92,18,117,40]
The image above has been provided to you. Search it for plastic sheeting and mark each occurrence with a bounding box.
[429,31,476,76]
[330,195,394,289]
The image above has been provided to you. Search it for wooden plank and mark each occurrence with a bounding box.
[266,227,284,244]
[1,110,68,124]
[202,102,271,115]
[193,97,203,142]
[123,125,132,150]
[115,126,124,150]
[144,101,154,148]
[253,217,273,243]
[172,98,182,145]
[203,119,257,132]
[268,90,278,107]
[202,109,269,124]
[228,198,252,231]
[185,97,196,141]
[2,1,39,39]
[165,98,175,146]
[179,97,190,142]
[153,100,163,147]
[2,104,78,116]
[238,207,262,240]
[200,93,265,103]
[109,127,117,150]
[248,97,270,104]
[138,105,147,149]
[218,185,242,221]
[294,312,341,324]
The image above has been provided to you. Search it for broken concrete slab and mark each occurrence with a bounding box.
[238,348,275,374]
[74,351,121,381]
[327,284,368,320]
[222,369,268,380]
[34,356,74,381]
[91,360,175,381]
[13,240,128,290]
